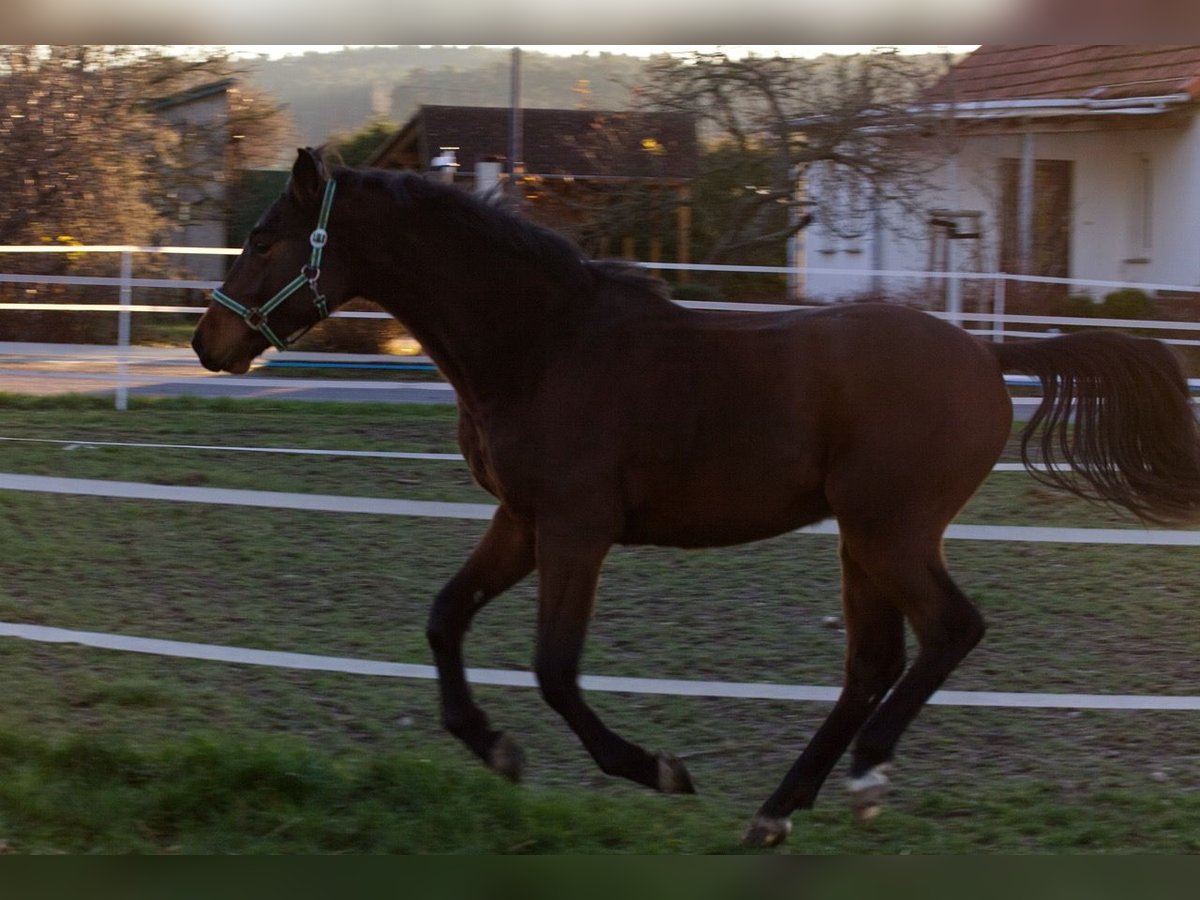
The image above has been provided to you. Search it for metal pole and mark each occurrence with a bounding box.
[946,154,961,326]
[115,250,132,411]
[508,47,523,198]
[1018,129,1035,276]
[870,181,884,296]
[786,166,802,301]
[946,240,961,327]
[786,200,799,302]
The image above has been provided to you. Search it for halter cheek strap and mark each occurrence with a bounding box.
[212,178,337,351]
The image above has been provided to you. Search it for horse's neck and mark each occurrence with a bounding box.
[342,185,594,407]
[367,245,569,409]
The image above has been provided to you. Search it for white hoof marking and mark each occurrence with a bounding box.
[846,763,891,794]
[847,764,891,823]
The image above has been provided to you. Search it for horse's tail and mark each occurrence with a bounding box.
[989,331,1200,524]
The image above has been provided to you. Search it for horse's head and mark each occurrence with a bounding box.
[193,148,354,373]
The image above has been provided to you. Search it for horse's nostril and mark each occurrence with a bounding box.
[191,333,221,372]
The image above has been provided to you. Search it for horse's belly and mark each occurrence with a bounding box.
[619,480,831,549]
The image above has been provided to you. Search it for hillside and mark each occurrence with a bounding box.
[239,46,654,150]
[237,46,957,170]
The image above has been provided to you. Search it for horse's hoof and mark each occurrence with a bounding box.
[847,764,891,824]
[488,732,525,783]
[655,751,696,794]
[742,814,792,848]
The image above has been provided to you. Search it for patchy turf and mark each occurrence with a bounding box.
[0,395,1196,853]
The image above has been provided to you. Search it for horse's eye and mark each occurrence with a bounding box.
[249,233,273,255]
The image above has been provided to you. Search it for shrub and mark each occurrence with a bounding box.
[1100,287,1154,320]
[1055,294,1098,319]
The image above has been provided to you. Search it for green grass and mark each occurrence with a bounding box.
[0,395,1197,853]
[0,727,1195,854]
[0,729,741,854]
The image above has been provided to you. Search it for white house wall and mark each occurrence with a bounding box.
[801,112,1200,305]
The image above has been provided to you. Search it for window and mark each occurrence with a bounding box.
[1127,154,1152,262]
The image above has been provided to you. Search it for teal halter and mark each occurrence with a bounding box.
[212,179,337,350]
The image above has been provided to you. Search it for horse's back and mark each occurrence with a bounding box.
[614,301,1006,444]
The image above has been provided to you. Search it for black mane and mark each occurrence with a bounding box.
[587,259,673,300]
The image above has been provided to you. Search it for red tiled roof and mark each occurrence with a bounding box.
[371,105,698,180]
[926,45,1200,103]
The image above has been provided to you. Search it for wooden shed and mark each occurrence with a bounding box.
[367,104,699,268]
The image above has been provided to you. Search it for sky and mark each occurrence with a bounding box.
[15,1,1196,47]
[215,45,980,61]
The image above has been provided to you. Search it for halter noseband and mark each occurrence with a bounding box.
[212,178,337,351]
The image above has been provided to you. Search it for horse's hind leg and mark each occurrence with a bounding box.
[744,549,906,847]
[426,506,535,781]
[840,530,986,817]
[533,530,695,794]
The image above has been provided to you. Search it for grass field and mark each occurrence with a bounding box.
[0,394,1196,853]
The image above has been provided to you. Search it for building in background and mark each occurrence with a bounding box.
[149,79,234,281]
[368,105,698,270]
[802,45,1200,312]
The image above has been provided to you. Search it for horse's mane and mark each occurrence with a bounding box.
[586,259,673,300]
[338,165,672,303]
[341,167,586,282]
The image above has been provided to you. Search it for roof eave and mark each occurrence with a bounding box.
[912,93,1195,121]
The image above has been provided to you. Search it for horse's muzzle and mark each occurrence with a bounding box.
[191,333,224,373]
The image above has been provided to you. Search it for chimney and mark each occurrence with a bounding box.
[475,155,504,196]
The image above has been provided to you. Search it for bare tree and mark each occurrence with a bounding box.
[0,46,171,247]
[0,46,293,245]
[0,46,294,341]
[541,111,687,259]
[633,49,955,264]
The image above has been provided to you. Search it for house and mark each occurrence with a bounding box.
[149,78,235,281]
[367,104,699,269]
[801,45,1200,311]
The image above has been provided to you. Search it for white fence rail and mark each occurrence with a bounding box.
[4,620,1199,711]
[1,245,1197,708]
[3,245,1200,408]
[3,471,1198,546]
[0,472,1197,709]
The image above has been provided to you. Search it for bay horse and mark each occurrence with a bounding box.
[193,149,1200,847]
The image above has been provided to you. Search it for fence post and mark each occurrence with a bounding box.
[115,249,132,411]
[992,275,1006,343]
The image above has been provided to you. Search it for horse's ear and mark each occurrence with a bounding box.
[289,147,326,205]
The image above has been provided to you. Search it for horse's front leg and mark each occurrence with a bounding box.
[426,506,535,781]
[533,527,695,794]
